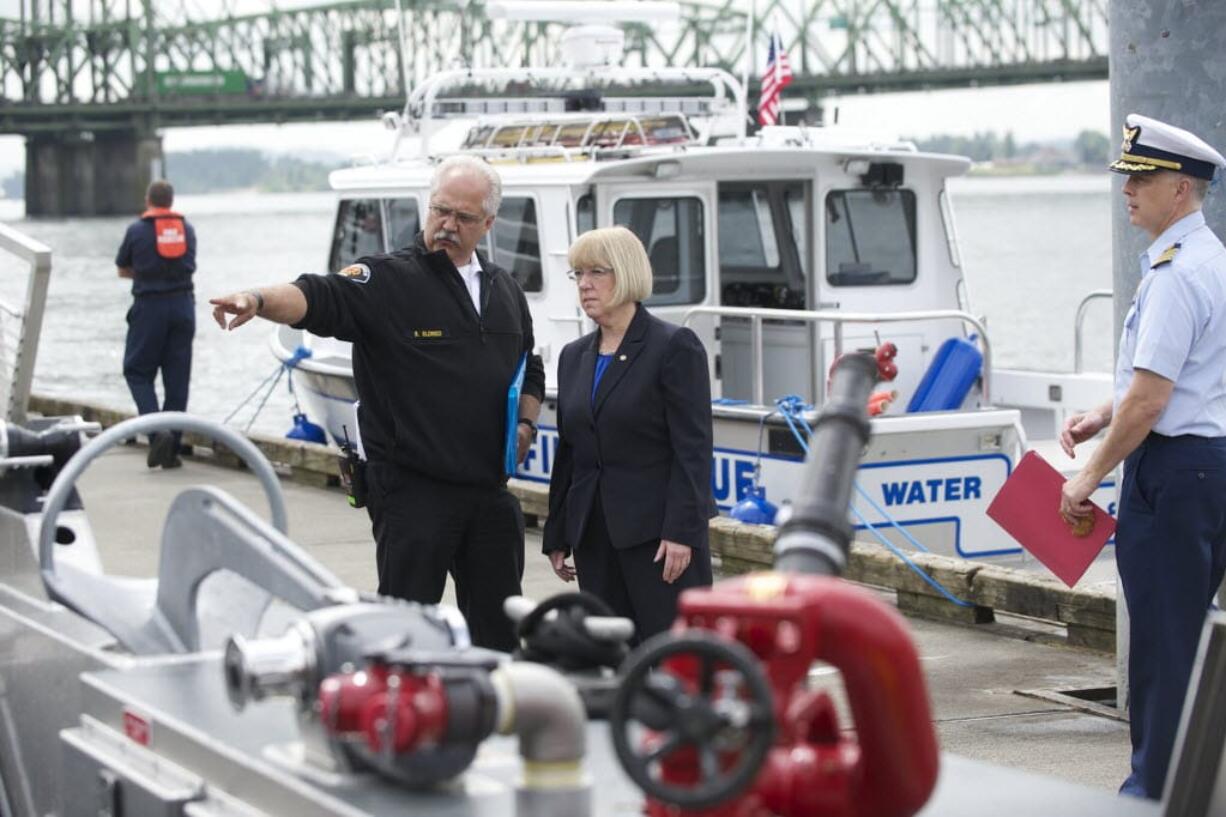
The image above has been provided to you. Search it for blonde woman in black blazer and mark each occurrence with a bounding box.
[542,226,715,642]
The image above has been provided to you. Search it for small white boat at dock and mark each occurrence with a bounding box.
[271,22,1116,570]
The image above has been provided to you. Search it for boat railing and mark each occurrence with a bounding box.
[681,305,992,407]
[1073,289,1113,373]
[0,222,51,423]
[397,65,744,158]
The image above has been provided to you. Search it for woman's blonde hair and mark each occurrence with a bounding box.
[567,226,653,306]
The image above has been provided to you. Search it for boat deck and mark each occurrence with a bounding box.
[75,445,1136,796]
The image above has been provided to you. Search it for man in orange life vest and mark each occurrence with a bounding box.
[116,179,197,469]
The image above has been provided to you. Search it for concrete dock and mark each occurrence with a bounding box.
[78,444,1134,795]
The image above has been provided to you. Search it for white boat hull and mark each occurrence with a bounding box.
[272,325,1116,575]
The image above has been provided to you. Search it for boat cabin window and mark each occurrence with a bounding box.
[785,187,808,272]
[385,197,420,251]
[717,182,806,309]
[485,196,542,293]
[613,196,706,306]
[825,189,916,286]
[576,194,595,235]
[329,198,384,271]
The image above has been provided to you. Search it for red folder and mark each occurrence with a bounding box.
[986,451,1115,587]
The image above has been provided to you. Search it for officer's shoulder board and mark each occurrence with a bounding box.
[1151,243,1181,270]
[334,262,372,284]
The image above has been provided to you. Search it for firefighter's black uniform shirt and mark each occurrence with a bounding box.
[290,234,545,484]
[289,234,543,651]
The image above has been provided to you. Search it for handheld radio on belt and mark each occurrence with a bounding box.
[338,425,367,508]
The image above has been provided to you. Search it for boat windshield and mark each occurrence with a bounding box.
[486,196,543,292]
[717,181,807,309]
[613,196,706,306]
[386,197,420,251]
[825,189,917,287]
[330,199,384,271]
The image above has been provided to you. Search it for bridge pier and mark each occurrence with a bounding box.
[24,130,162,217]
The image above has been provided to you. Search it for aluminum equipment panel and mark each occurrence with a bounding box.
[66,658,1159,817]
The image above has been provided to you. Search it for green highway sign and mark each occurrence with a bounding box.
[156,70,249,96]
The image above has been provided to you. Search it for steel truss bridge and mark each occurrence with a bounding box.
[0,0,1109,134]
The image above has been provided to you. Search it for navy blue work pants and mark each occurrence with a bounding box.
[365,461,525,652]
[1116,432,1226,799]
[124,293,195,438]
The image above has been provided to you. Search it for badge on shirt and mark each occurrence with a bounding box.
[413,328,446,339]
[336,263,372,283]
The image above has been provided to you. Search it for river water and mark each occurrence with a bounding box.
[0,174,1118,438]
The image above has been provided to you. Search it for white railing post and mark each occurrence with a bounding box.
[1073,289,1113,373]
[0,223,53,424]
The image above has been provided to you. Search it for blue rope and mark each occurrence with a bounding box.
[223,345,314,432]
[848,503,974,607]
[853,482,930,554]
[774,395,815,450]
[752,409,773,488]
[772,394,973,608]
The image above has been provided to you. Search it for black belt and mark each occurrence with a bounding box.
[1145,431,1226,446]
[134,288,193,299]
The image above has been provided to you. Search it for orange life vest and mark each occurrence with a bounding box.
[141,207,188,260]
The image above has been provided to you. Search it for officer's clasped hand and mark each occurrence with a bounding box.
[209,292,260,331]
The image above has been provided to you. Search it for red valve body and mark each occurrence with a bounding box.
[318,665,450,754]
[646,574,939,817]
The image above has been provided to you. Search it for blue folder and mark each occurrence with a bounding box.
[504,353,528,476]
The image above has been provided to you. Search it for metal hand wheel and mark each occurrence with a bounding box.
[609,631,775,810]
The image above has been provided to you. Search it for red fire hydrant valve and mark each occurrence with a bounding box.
[609,573,940,817]
[318,665,451,754]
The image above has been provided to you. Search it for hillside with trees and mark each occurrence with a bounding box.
[1,148,342,200]
[911,129,1112,174]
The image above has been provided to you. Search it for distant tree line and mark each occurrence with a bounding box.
[910,129,1112,169]
[1,133,1116,200]
[167,148,340,194]
[1,148,341,200]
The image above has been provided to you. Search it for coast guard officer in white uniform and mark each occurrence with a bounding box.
[1060,113,1226,800]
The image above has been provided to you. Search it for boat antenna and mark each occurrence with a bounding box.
[391,0,412,158]
[394,0,413,100]
[740,0,754,140]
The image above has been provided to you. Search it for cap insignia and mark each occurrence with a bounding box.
[1122,124,1140,153]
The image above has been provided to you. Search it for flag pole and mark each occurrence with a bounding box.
[740,0,755,140]
[773,12,783,127]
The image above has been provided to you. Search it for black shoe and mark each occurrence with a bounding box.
[147,433,167,469]
[149,433,177,469]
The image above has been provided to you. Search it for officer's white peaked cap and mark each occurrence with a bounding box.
[1110,113,1226,181]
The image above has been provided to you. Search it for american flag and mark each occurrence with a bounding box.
[758,30,793,127]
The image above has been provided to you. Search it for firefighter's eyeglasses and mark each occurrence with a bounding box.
[428,203,485,227]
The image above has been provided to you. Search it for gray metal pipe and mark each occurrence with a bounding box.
[774,352,878,576]
[490,662,590,817]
